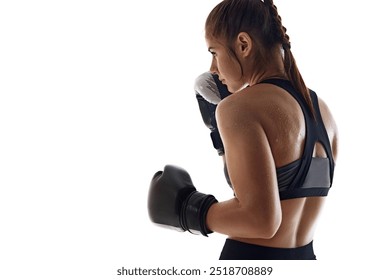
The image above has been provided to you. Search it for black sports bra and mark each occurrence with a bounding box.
[223,79,335,200]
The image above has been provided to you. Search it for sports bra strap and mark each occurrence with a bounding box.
[259,79,335,192]
[310,91,335,185]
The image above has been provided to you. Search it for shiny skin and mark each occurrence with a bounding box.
[205,33,338,248]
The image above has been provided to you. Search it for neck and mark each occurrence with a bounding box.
[248,70,287,86]
[247,52,286,86]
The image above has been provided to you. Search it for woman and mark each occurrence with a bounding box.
[203,0,338,260]
[148,0,338,260]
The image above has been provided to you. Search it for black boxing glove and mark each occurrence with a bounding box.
[147,165,218,236]
[194,72,230,156]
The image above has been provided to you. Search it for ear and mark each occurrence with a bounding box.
[235,32,252,58]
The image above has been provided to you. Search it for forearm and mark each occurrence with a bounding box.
[206,197,280,239]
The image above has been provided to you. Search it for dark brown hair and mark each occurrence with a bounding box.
[205,0,315,116]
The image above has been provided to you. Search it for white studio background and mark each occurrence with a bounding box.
[0,0,389,279]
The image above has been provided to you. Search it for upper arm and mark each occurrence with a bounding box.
[216,97,282,230]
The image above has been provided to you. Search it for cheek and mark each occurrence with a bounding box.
[224,60,245,92]
[223,59,241,81]
[219,56,236,76]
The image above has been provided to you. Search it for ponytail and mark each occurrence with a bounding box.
[265,0,315,117]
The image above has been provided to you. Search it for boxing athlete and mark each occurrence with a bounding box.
[148,0,338,260]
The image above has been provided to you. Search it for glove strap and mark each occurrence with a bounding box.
[180,191,218,237]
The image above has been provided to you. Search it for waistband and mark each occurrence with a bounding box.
[219,239,316,260]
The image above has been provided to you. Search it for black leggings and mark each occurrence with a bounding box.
[219,239,317,260]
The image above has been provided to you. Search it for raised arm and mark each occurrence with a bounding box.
[206,95,282,239]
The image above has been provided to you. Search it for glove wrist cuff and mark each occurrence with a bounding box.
[180,191,218,236]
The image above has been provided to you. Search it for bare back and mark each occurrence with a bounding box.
[221,83,338,248]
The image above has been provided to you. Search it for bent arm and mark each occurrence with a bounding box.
[206,97,282,239]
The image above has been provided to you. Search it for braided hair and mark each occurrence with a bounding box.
[205,0,315,117]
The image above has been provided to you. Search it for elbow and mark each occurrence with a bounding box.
[248,209,282,239]
[262,214,281,239]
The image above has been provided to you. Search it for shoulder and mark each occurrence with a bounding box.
[217,84,280,121]
[317,96,336,127]
[216,90,253,126]
[216,83,303,133]
[215,87,270,152]
[317,96,339,161]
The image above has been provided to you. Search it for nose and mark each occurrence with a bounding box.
[209,58,218,74]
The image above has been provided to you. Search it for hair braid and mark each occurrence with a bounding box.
[264,0,315,118]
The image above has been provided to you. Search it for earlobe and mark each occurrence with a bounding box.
[236,32,252,57]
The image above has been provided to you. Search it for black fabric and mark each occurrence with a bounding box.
[222,79,335,200]
[219,239,316,260]
[259,79,335,200]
